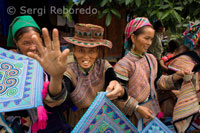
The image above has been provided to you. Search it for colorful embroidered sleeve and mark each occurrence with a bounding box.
[114,58,132,81]
[157,75,175,90]
[44,84,68,105]
[161,54,173,63]
[44,67,75,105]
[161,56,168,62]
[157,55,195,90]
[114,96,138,116]
[168,55,195,72]
[114,58,138,115]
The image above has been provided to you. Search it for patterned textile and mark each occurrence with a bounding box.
[64,59,111,127]
[72,92,139,133]
[64,59,111,109]
[157,55,200,132]
[63,23,112,48]
[183,22,200,50]
[163,117,176,132]
[0,47,43,113]
[114,52,160,120]
[124,17,152,50]
[161,54,174,68]
[141,117,172,133]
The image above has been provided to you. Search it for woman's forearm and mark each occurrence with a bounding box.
[49,75,63,96]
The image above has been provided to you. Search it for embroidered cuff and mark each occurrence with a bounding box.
[123,97,138,116]
[134,104,140,112]
[45,83,67,103]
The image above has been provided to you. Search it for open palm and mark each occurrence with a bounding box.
[28,28,70,78]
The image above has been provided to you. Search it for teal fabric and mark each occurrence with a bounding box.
[72,92,139,132]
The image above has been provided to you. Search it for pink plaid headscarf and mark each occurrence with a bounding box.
[124,17,152,50]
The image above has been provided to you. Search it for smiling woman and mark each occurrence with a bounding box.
[130,26,155,55]
[3,15,44,133]
[73,46,99,69]
[27,23,127,128]
[4,15,71,133]
[114,17,162,128]
[14,27,41,56]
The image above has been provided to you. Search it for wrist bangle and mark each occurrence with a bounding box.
[135,105,140,112]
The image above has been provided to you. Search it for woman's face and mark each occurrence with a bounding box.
[131,27,155,54]
[73,46,99,69]
[15,31,41,56]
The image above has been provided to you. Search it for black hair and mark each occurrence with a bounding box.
[175,44,189,53]
[134,26,153,36]
[153,20,164,31]
[15,27,41,42]
[127,25,154,49]
[167,40,180,53]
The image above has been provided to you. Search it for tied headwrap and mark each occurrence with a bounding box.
[124,17,152,50]
[7,15,40,47]
[183,22,200,50]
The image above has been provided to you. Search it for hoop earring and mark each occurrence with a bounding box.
[131,44,135,50]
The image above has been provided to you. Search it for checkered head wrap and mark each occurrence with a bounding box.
[124,17,152,50]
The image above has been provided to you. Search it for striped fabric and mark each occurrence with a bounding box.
[65,59,110,109]
[157,55,200,132]
[124,17,152,50]
[114,52,160,124]
[168,55,195,72]
[157,75,175,90]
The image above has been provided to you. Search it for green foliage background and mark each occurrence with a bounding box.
[64,0,200,39]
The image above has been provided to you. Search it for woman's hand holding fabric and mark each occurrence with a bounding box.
[105,80,125,100]
[172,70,193,82]
[136,106,154,119]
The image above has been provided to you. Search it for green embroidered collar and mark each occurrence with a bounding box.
[130,49,146,58]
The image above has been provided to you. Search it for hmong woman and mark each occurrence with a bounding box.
[157,22,200,132]
[27,23,127,128]
[114,17,161,128]
[4,15,71,133]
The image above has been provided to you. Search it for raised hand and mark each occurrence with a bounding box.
[27,28,70,78]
